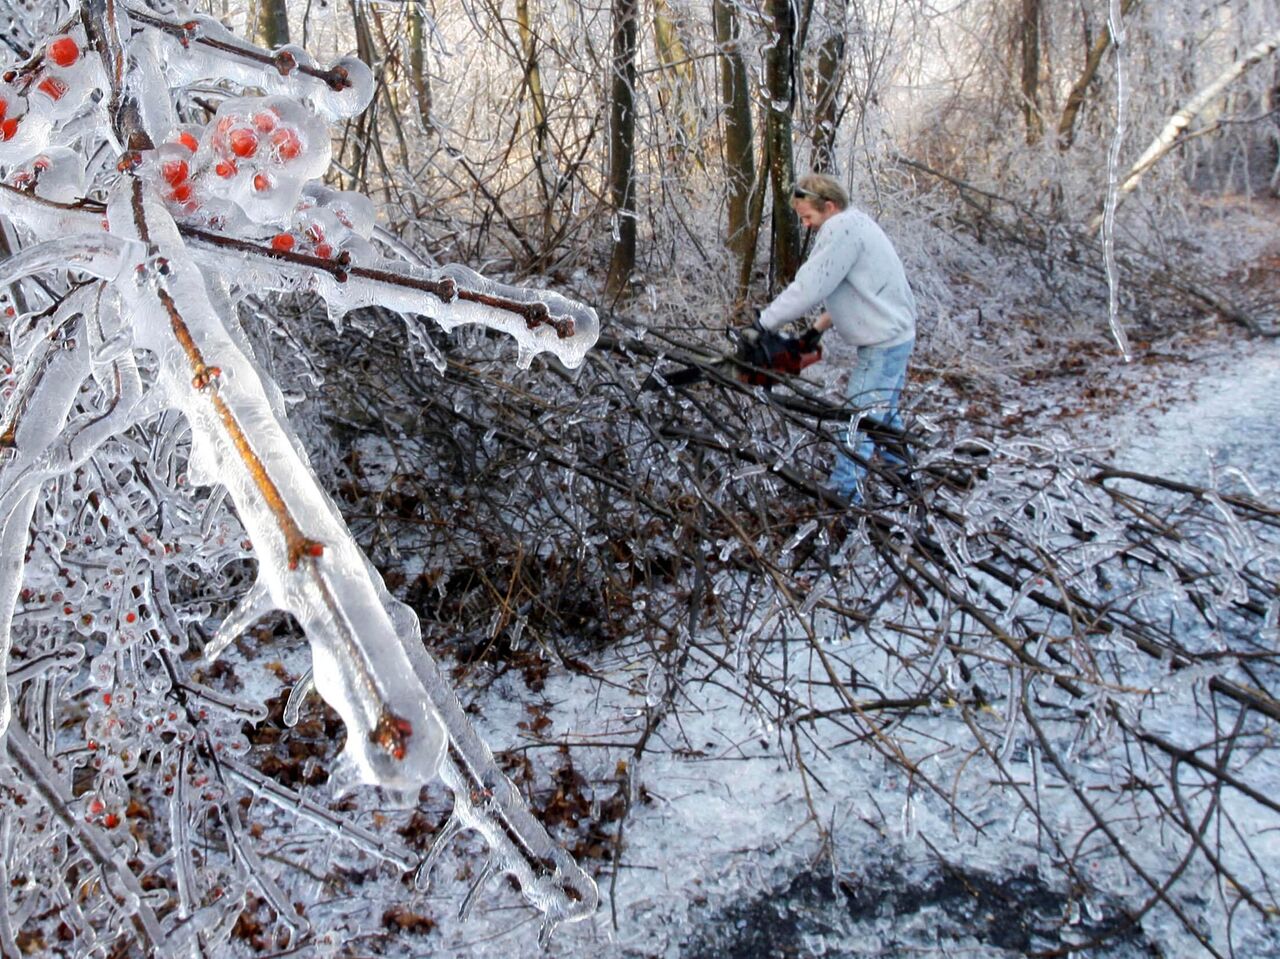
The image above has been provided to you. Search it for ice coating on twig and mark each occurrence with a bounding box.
[0,0,600,946]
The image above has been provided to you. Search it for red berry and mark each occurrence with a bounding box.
[271,233,294,252]
[253,111,278,132]
[314,243,332,259]
[252,172,271,192]
[307,542,325,557]
[214,159,237,178]
[171,182,193,202]
[103,692,112,704]
[0,118,18,141]
[176,131,199,152]
[48,37,79,67]
[161,159,188,186]
[125,611,136,623]
[88,798,105,816]
[103,813,120,829]
[270,128,302,162]
[228,127,258,158]
[37,76,67,102]
[0,97,7,119]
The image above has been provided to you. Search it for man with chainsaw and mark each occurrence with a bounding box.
[751,172,917,505]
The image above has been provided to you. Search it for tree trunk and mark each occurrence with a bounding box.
[256,0,290,48]
[713,0,755,264]
[652,0,700,164]
[408,0,432,129]
[1057,0,1140,149]
[605,0,639,301]
[764,0,800,286]
[516,0,554,247]
[1019,0,1042,145]
[344,0,377,191]
[810,0,845,172]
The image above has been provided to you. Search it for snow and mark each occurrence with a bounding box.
[1109,342,1280,489]
[390,333,1280,958]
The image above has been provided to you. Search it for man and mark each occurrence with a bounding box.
[755,172,917,505]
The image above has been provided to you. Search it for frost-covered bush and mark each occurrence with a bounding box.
[0,1,598,953]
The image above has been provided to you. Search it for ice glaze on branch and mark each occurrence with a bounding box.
[0,0,600,942]
[124,6,356,93]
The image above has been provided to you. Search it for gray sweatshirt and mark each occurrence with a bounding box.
[758,207,916,348]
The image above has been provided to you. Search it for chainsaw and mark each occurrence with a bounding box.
[642,325,823,391]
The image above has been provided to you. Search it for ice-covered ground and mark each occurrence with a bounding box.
[381,335,1280,958]
[221,331,1280,959]
[1107,339,1280,489]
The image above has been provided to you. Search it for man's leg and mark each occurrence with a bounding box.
[829,340,913,502]
[870,339,913,466]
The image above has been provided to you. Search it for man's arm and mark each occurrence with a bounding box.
[758,225,860,331]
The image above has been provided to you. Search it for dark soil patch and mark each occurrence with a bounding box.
[680,862,1157,958]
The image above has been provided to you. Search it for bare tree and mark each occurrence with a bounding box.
[606,0,639,300]
[1018,0,1043,143]
[408,0,433,128]
[1058,0,1141,149]
[713,0,756,266]
[807,0,846,171]
[255,0,289,47]
[763,0,801,285]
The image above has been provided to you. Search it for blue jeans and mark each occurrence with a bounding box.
[829,339,913,501]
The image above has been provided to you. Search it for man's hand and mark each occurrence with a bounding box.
[734,308,766,345]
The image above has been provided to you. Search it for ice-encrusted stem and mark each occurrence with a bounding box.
[406,635,601,924]
[5,725,174,956]
[180,228,599,369]
[223,756,418,870]
[108,177,449,792]
[0,315,94,740]
[0,815,20,959]
[210,756,310,940]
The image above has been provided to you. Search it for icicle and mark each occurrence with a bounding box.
[202,578,272,663]
[800,580,831,615]
[169,749,197,922]
[538,916,561,950]
[282,667,315,728]
[781,520,818,555]
[997,672,1023,765]
[413,813,464,891]
[458,858,498,921]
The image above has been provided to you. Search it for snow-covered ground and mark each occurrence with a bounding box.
[1107,339,1280,489]
[383,334,1280,958]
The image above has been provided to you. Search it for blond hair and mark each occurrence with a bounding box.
[792,173,849,210]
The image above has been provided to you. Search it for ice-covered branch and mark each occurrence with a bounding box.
[0,1,601,950]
